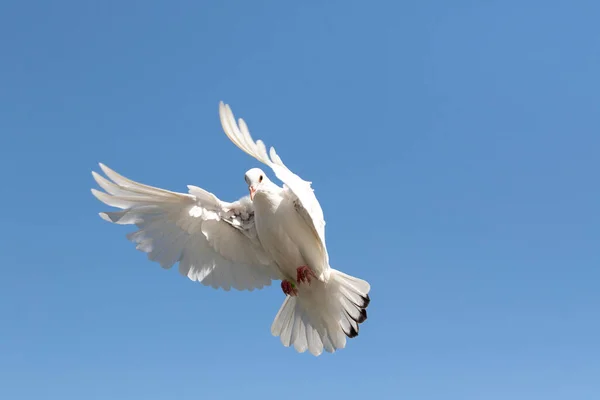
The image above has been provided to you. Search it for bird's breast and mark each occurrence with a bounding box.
[252,192,308,280]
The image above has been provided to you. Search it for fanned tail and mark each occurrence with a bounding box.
[271,268,371,356]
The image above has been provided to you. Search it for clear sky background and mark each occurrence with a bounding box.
[1,1,598,399]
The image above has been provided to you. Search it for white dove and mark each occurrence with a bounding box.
[91,102,371,356]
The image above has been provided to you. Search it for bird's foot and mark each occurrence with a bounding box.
[281,280,298,297]
[296,266,315,285]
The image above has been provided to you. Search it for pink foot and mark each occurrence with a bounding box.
[296,266,315,285]
[281,280,298,296]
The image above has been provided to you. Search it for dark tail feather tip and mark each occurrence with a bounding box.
[362,294,371,308]
[357,308,367,324]
[344,325,359,338]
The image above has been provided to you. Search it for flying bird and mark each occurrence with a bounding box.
[91,102,371,356]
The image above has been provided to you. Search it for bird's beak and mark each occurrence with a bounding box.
[249,186,256,200]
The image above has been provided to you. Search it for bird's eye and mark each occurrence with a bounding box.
[259,175,263,183]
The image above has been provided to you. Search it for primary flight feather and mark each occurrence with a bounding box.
[92,102,371,356]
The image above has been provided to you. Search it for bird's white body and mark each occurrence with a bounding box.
[252,187,329,283]
[92,102,371,356]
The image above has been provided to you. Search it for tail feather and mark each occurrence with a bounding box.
[271,268,371,356]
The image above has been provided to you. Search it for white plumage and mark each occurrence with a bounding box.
[92,102,371,356]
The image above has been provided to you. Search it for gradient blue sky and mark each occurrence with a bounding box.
[1,1,599,399]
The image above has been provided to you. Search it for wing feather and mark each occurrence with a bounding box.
[92,164,279,291]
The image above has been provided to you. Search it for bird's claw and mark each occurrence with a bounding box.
[296,266,314,285]
[281,280,298,297]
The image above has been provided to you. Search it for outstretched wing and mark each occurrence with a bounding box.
[218,102,328,266]
[91,163,279,291]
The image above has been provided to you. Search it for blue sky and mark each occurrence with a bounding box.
[1,0,599,399]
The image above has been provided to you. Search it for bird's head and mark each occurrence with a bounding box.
[244,168,270,200]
